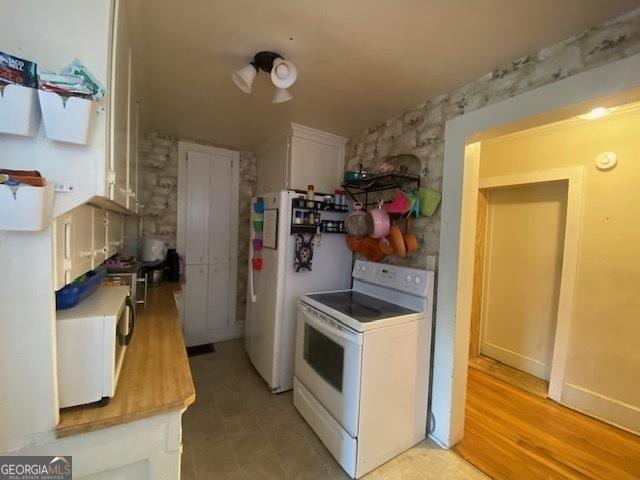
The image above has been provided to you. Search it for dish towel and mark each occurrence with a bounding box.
[294,233,314,272]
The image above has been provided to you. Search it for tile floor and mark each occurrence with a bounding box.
[181,339,488,480]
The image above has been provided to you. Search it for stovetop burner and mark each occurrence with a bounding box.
[306,290,417,323]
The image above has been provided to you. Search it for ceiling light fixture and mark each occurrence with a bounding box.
[582,106,609,120]
[231,51,297,103]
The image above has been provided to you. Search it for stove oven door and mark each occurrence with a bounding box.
[295,300,363,437]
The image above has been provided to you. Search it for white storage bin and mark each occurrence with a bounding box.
[38,90,94,145]
[0,84,41,137]
[0,183,55,231]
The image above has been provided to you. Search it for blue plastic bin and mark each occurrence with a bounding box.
[55,268,107,310]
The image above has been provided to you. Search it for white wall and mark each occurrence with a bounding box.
[480,107,640,433]
[0,0,113,450]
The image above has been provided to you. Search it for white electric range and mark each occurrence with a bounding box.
[294,260,434,479]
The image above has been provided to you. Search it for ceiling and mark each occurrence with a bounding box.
[127,0,639,150]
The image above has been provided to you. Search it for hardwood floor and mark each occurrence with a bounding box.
[453,369,640,480]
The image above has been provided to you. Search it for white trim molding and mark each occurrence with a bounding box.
[433,53,640,447]
[562,383,640,435]
[478,166,585,400]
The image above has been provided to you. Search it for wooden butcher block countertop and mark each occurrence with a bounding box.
[56,283,195,438]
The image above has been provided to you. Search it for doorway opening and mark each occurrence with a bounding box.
[453,99,640,478]
[469,180,568,398]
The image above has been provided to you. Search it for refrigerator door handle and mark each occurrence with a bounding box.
[249,256,257,303]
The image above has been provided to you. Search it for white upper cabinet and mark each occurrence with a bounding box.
[111,0,136,209]
[70,205,94,281]
[53,205,122,289]
[92,209,108,267]
[256,124,347,195]
[1,0,141,216]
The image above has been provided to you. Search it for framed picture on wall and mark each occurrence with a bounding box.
[263,208,278,249]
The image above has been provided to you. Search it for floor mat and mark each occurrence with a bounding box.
[186,343,216,357]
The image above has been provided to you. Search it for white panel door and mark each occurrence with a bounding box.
[480,181,567,380]
[185,152,211,265]
[208,155,232,265]
[70,205,94,280]
[185,264,208,333]
[207,264,230,330]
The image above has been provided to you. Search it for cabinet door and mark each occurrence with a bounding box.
[289,136,344,194]
[185,152,211,264]
[70,205,94,281]
[93,208,107,267]
[128,101,140,213]
[184,264,208,333]
[126,67,137,211]
[110,0,131,207]
[54,214,72,290]
[207,264,230,331]
[106,211,123,257]
[208,154,232,264]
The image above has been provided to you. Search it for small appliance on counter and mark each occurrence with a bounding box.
[141,237,168,263]
[56,286,135,408]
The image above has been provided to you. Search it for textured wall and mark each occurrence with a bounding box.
[138,133,256,321]
[346,9,640,270]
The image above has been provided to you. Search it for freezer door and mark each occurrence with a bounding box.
[245,191,288,389]
[245,191,354,392]
[277,196,353,391]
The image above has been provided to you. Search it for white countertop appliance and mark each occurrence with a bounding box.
[245,190,352,392]
[294,260,434,478]
[56,286,135,408]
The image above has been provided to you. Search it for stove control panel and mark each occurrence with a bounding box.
[353,260,433,297]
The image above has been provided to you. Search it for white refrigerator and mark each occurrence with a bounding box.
[245,190,353,392]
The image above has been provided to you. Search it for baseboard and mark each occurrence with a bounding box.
[480,342,548,380]
[561,382,640,435]
[184,321,244,347]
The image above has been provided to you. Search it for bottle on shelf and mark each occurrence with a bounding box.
[334,189,341,206]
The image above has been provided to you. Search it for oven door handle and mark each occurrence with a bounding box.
[302,305,362,346]
[117,296,136,346]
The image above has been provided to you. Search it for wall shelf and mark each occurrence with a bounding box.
[342,172,420,207]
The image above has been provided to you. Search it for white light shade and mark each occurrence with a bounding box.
[231,64,257,94]
[271,58,297,89]
[272,87,293,103]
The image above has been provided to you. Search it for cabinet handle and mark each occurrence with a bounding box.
[64,221,71,259]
